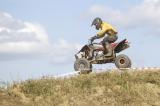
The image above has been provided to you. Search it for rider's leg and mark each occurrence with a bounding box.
[105,42,112,56]
[102,43,106,54]
[102,37,109,55]
[102,35,118,56]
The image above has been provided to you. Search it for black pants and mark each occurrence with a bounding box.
[102,35,118,54]
[102,35,118,44]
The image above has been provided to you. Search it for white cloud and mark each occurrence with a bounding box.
[83,0,160,30]
[0,11,81,64]
[0,11,50,55]
[80,0,160,67]
[50,39,81,64]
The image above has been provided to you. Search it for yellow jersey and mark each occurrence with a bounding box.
[97,22,117,38]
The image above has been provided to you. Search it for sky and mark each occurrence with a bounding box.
[0,0,160,82]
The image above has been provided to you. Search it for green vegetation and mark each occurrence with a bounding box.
[0,70,160,106]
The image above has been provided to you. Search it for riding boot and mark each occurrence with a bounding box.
[106,43,112,56]
[103,42,112,57]
[102,42,108,54]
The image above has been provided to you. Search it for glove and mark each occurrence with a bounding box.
[90,35,99,43]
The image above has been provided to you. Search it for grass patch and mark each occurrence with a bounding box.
[0,70,160,106]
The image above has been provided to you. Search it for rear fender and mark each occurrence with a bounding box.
[114,39,130,53]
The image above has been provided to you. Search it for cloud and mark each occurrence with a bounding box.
[0,11,81,64]
[0,11,50,56]
[80,0,160,67]
[82,0,160,31]
[49,39,81,64]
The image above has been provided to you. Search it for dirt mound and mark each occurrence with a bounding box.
[0,70,160,106]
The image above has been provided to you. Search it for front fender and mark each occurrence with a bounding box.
[75,45,91,59]
[77,45,90,53]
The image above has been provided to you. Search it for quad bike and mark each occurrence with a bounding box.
[74,39,131,73]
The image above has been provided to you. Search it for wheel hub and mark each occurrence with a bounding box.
[119,58,125,64]
[79,63,85,69]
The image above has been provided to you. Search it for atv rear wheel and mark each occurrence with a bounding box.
[115,54,131,68]
[74,58,92,74]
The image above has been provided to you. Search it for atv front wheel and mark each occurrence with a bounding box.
[115,54,131,68]
[74,58,92,74]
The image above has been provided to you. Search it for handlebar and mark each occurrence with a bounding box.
[88,39,92,45]
[88,39,102,45]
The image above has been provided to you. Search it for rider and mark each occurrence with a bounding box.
[90,17,118,56]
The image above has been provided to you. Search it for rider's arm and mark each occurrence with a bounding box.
[97,26,108,38]
[97,22,118,37]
